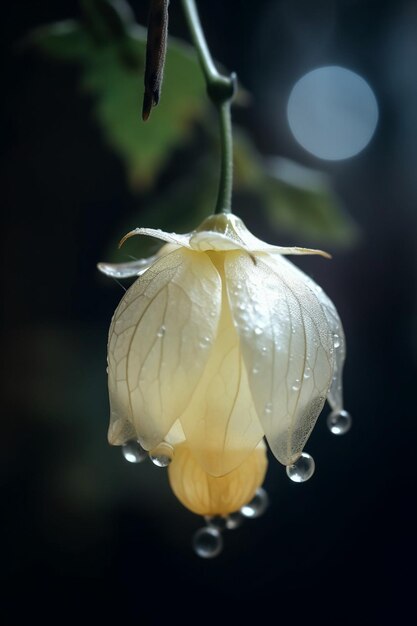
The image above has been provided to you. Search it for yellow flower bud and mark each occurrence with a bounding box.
[168,440,268,516]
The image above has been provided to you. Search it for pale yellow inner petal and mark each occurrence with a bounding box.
[180,252,264,477]
[168,440,268,516]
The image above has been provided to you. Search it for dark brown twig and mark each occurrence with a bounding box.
[142,0,169,121]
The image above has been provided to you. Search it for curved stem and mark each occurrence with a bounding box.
[181,0,235,215]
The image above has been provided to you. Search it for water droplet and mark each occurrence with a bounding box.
[292,384,300,392]
[149,442,174,467]
[193,527,223,559]
[333,334,340,348]
[199,336,211,348]
[286,452,315,483]
[252,367,259,375]
[240,488,269,519]
[157,325,166,338]
[303,369,311,379]
[254,327,263,336]
[261,346,268,354]
[264,402,273,415]
[238,303,246,311]
[204,515,227,531]
[122,440,148,464]
[225,511,244,530]
[327,409,352,435]
[236,282,242,290]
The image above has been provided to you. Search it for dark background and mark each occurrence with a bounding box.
[2,1,417,623]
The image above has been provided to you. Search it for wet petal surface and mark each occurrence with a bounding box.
[225,251,333,465]
[107,248,221,448]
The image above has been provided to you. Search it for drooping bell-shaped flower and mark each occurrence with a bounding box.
[99,213,348,518]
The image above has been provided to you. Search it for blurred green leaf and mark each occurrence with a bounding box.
[234,131,358,245]
[31,0,357,247]
[32,3,206,189]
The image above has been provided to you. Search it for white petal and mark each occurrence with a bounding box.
[304,277,345,411]
[273,256,346,411]
[107,248,221,449]
[225,251,333,466]
[117,215,329,257]
[266,246,331,258]
[107,413,138,446]
[119,227,191,249]
[97,244,180,279]
[180,271,264,477]
[325,313,346,411]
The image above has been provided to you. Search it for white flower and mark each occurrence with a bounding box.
[100,213,346,514]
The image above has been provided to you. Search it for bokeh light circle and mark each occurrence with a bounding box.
[287,66,379,160]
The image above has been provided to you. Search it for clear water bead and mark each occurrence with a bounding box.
[193,527,223,559]
[204,515,227,531]
[122,440,148,464]
[327,409,352,435]
[286,452,315,483]
[149,442,174,467]
[240,488,269,519]
[225,512,244,530]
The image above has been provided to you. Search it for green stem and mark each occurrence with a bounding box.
[181,0,235,215]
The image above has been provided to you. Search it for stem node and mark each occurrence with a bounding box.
[206,73,236,105]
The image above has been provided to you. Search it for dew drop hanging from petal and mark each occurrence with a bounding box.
[122,440,148,463]
[240,488,269,518]
[286,452,315,483]
[150,442,174,467]
[327,409,352,435]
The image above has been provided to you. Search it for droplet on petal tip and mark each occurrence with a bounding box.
[149,442,174,467]
[193,527,223,559]
[240,488,269,519]
[327,409,352,435]
[225,511,244,530]
[204,512,244,531]
[203,512,245,531]
[122,440,148,464]
[286,452,315,483]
